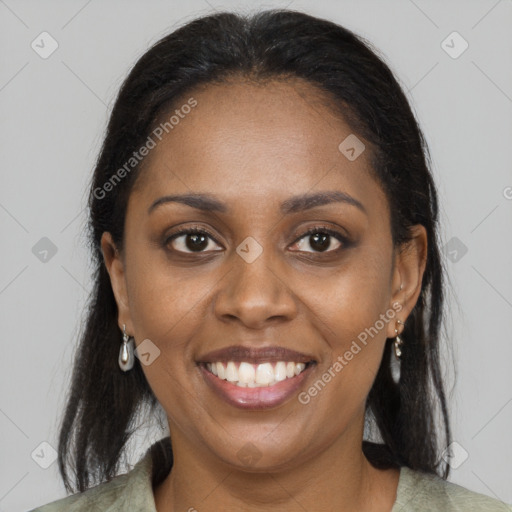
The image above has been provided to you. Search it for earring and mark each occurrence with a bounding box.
[119,324,135,372]
[393,319,404,360]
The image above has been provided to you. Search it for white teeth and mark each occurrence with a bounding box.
[205,360,309,387]
[274,361,287,382]
[216,362,226,380]
[294,363,306,376]
[226,361,238,382]
[256,362,274,385]
[238,362,256,384]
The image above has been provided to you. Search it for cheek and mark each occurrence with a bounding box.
[302,245,393,402]
[126,250,210,342]
[306,244,393,345]
[123,251,216,414]
[124,254,211,422]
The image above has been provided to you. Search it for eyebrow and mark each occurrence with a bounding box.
[280,191,366,214]
[148,191,366,215]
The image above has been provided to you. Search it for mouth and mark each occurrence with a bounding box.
[196,345,316,410]
[202,360,311,387]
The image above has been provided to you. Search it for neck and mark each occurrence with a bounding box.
[153,422,399,512]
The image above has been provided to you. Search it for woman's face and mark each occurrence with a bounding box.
[103,79,425,471]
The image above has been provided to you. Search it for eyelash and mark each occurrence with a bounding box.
[165,225,349,255]
[165,226,220,251]
[296,226,349,248]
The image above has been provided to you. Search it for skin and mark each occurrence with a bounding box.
[102,78,427,512]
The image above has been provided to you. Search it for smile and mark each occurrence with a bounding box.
[205,361,308,387]
[196,345,316,409]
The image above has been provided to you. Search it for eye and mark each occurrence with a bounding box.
[165,225,349,255]
[166,227,223,254]
[291,226,347,253]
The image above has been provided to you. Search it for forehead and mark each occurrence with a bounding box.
[132,78,385,214]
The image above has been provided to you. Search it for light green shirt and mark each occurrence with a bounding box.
[29,446,511,511]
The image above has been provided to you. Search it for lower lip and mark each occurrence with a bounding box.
[198,364,314,410]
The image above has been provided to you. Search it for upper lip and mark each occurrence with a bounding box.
[196,345,315,365]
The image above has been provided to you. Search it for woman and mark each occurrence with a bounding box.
[30,9,510,512]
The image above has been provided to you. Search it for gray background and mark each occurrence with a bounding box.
[1,0,511,510]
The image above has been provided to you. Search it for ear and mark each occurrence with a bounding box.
[101,232,133,334]
[386,224,428,338]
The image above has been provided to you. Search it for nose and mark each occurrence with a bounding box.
[213,248,298,329]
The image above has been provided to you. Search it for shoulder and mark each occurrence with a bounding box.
[393,466,512,511]
[27,450,156,512]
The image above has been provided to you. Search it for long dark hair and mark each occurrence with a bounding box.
[58,9,451,493]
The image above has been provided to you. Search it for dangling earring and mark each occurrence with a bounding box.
[394,319,404,360]
[119,324,135,372]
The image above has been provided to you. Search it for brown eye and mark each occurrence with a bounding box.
[291,227,347,253]
[167,229,223,253]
